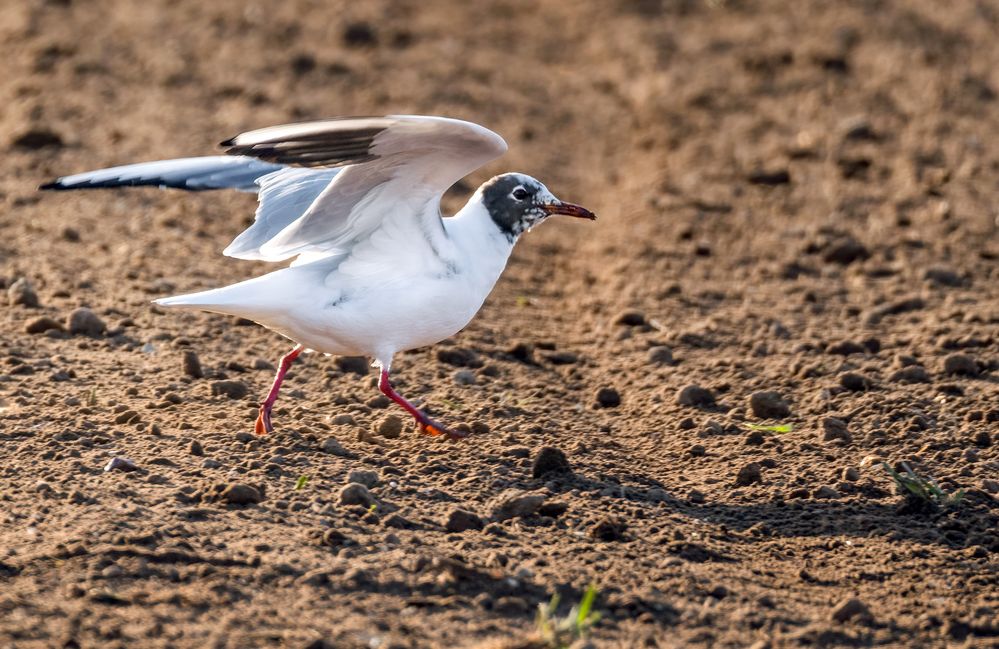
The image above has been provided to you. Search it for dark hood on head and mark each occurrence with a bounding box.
[480,175,542,241]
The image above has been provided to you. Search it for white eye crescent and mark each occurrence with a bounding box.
[512,187,529,201]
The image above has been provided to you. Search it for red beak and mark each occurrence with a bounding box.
[541,201,597,220]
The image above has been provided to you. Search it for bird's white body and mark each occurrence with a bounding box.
[43,114,594,438]
[156,198,513,364]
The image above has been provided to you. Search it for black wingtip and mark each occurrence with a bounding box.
[38,181,63,191]
[219,137,235,148]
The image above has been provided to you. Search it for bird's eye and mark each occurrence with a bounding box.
[512,187,530,201]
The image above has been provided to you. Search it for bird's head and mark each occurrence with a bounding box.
[476,173,595,241]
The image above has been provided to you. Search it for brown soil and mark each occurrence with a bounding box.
[2,1,998,647]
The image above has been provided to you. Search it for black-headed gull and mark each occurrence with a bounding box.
[42,115,596,440]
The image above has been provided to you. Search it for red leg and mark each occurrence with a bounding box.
[254,345,304,435]
[378,368,469,440]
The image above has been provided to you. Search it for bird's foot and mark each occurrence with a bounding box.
[418,418,470,441]
[254,404,274,436]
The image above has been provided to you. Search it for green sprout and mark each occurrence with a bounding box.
[438,397,466,412]
[294,475,310,491]
[516,295,530,308]
[86,387,98,407]
[883,462,963,509]
[367,503,378,514]
[536,584,601,648]
[746,423,793,434]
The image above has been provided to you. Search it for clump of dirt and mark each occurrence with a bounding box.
[1,1,997,647]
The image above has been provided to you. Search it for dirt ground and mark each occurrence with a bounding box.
[2,0,998,647]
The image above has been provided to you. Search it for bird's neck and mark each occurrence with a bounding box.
[445,199,516,286]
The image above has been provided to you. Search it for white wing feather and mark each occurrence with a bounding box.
[222,167,340,260]
[43,116,508,267]
[41,156,282,192]
[225,115,508,261]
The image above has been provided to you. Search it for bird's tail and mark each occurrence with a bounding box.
[152,270,296,321]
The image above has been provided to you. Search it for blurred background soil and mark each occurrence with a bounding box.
[1,0,997,647]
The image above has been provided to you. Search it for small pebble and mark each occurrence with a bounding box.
[335,356,369,376]
[826,340,866,356]
[889,366,930,383]
[66,307,106,336]
[489,490,545,521]
[453,369,477,385]
[647,346,674,365]
[329,414,356,426]
[342,21,377,47]
[841,467,860,481]
[590,517,627,541]
[923,266,963,287]
[749,391,790,419]
[595,386,621,408]
[538,502,568,518]
[436,347,480,367]
[210,380,249,399]
[339,483,375,507]
[24,316,63,335]
[114,410,140,425]
[821,417,852,444]
[839,372,871,392]
[12,128,63,149]
[445,508,484,533]
[812,486,841,499]
[347,469,378,488]
[188,440,204,456]
[7,278,39,307]
[532,446,572,478]
[735,462,762,486]
[319,437,350,457]
[831,597,871,623]
[321,529,350,547]
[677,384,715,407]
[103,457,137,472]
[943,353,978,377]
[822,237,869,265]
[377,415,403,439]
[182,351,203,378]
[543,350,578,365]
[217,483,262,505]
[365,394,390,408]
[613,310,646,326]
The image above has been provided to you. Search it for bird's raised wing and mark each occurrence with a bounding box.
[222,167,339,260]
[39,155,340,262]
[221,115,508,261]
[40,156,283,192]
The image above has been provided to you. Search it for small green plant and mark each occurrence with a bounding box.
[746,423,793,434]
[86,387,98,407]
[294,475,310,490]
[536,584,601,648]
[367,503,378,514]
[438,397,466,412]
[516,295,531,308]
[883,462,963,509]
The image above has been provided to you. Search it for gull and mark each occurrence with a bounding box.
[42,115,595,440]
